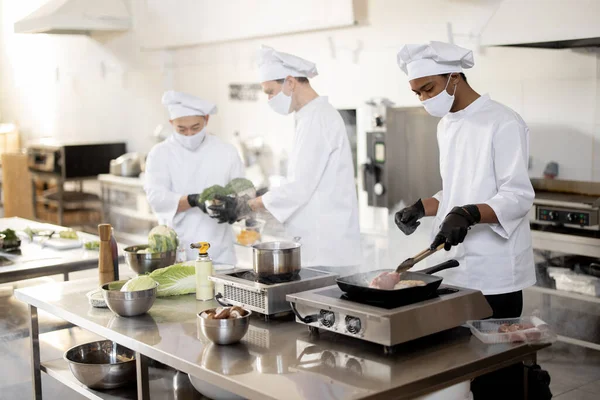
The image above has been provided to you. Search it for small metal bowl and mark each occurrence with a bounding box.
[101,280,158,317]
[197,308,252,345]
[64,340,136,390]
[124,244,176,275]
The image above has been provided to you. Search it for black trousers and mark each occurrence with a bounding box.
[471,290,525,400]
[485,290,524,318]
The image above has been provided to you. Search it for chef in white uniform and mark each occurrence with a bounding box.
[394,42,538,400]
[144,90,244,263]
[210,46,361,268]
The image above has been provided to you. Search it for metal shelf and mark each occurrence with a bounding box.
[526,284,600,304]
[41,359,135,400]
[39,327,202,400]
[525,285,600,352]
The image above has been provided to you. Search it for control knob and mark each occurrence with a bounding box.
[345,315,362,334]
[548,211,558,221]
[567,213,577,223]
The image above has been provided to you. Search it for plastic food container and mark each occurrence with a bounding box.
[465,316,555,344]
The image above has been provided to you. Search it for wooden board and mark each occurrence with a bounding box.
[1,152,34,219]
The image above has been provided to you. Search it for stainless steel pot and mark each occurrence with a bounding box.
[252,241,301,277]
[110,153,142,177]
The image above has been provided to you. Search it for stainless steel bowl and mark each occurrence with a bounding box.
[124,244,176,275]
[197,308,251,345]
[252,241,301,277]
[188,373,245,400]
[101,280,158,317]
[64,340,136,390]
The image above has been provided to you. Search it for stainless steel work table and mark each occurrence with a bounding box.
[16,277,549,400]
[0,217,114,284]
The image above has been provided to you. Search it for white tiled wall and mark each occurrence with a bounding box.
[0,0,599,182]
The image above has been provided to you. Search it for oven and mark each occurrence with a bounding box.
[529,179,600,258]
[27,141,127,178]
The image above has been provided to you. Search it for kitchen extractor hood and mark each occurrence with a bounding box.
[14,0,130,35]
[480,0,600,49]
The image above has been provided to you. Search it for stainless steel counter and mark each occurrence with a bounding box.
[16,277,548,400]
[0,217,118,284]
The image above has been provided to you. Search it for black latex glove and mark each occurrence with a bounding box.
[208,195,252,224]
[187,194,207,213]
[430,205,481,251]
[394,199,425,235]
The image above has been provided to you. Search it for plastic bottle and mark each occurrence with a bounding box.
[191,242,214,301]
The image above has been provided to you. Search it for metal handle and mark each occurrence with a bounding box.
[420,259,460,275]
[214,293,232,307]
[290,302,318,324]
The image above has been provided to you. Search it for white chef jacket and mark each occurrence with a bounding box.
[262,96,362,267]
[427,94,536,295]
[144,133,244,264]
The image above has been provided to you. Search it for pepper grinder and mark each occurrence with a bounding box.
[98,224,115,285]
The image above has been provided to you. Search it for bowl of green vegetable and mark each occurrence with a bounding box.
[124,245,177,275]
[124,225,179,274]
[0,229,21,251]
[102,277,158,317]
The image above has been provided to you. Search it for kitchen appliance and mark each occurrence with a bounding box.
[287,284,491,352]
[109,153,142,177]
[480,1,600,49]
[252,241,301,278]
[14,0,131,35]
[529,179,600,258]
[530,191,600,231]
[362,107,440,209]
[529,179,600,352]
[337,260,459,306]
[209,269,337,318]
[28,141,127,178]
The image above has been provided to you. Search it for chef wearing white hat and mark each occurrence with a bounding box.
[393,40,535,309]
[144,90,244,263]
[392,42,537,399]
[210,46,362,268]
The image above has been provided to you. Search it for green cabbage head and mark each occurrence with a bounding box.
[148,225,179,253]
[120,275,157,292]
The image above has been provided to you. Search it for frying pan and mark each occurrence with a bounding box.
[336,259,459,306]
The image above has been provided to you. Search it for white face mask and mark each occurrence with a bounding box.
[268,79,293,115]
[173,127,206,151]
[421,75,457,118]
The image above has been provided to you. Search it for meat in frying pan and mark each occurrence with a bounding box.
[369,271,400,290]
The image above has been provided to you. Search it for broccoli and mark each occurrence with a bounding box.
[198,185,233,204]
[225,178,255,196]
[0,229,18,241]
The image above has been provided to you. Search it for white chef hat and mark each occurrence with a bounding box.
[161,90,217,120]
[396,41,474,80]
[257,45,318,83]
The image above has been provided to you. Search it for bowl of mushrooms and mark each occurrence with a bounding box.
[197,306,251,345]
